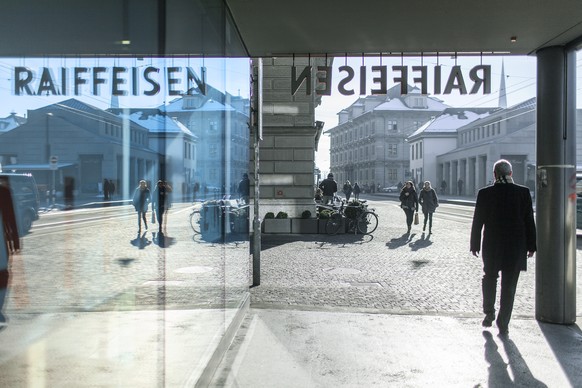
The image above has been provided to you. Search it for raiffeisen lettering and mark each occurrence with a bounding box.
[291,64,491,96]
[13,66,207,97]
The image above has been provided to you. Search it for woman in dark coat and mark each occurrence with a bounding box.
[419,181,439,234]
[399,181,418,234]
[152,180,172,233]
[353,182,361,200]
[343,180,353,202]
[132,180,151,231]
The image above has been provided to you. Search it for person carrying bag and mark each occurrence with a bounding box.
[399,181,419,234]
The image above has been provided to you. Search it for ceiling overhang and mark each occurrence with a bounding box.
[226,0,582,57]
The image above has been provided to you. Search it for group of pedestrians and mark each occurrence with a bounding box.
[0,162,538,339]
[397,159,536,335]
[399,180,439,234]
[341,180,362,202]
[320,159,535,336]
[132,179,173,233]
[318,173,365,205]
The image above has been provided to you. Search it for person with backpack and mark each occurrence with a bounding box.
[319,173,338,205]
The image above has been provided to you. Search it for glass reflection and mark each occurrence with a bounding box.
[0,56,250,385]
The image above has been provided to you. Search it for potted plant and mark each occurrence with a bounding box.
[263,211,291,233]
[292,210,318,234]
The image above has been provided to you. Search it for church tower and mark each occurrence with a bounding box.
[498,59,507,108]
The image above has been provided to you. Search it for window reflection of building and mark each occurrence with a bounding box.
[0,85,250,202]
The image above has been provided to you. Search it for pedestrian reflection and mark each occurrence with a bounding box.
[130,231,151,250]
[152,180,172,233]
[1,183,21,330]
[132,180,151,232]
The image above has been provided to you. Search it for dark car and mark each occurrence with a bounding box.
[0,173,40,233]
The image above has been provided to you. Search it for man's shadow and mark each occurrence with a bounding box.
[483,331,547,387]
[130,231,151,249]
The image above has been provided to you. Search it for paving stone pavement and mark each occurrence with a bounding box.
[251,199,582,319]
[6,204,250,314]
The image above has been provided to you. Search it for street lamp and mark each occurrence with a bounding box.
[46,113,56,207]
[46,113,52,162]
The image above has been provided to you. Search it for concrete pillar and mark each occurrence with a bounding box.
[535,46,577,324]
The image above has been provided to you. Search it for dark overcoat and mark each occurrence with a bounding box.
[419,188,439,213]
[470,183,536,272]
[399,187,418,211]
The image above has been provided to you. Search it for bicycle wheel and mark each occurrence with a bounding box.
[325,213,343,235]
[189,210,201,233]
[357,211,378,234]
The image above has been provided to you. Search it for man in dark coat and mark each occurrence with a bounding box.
[470,159,536,335]
[319,173,338,205]
[238,173,250,204]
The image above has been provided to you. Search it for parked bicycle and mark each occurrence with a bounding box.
[318,199,378,235]
[189,198,249,237]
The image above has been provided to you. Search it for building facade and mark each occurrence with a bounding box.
[436,98,537,196]
[327,86,449,191]
[407,107,500,191]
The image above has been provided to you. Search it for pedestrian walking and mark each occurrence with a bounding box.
[353,182,361,200]
[103,179,110,200]
[319,173,338,205]
[109,180,116,199]
[419,181,439,234]
[152,180,172,233]
[132,180,151,232]
[470,159,536,335]
[0,183,20,328]
[440,180,447,195]
[238,173,250,204]
[343,180,353,202]
[457,178,464,196]
[399,181,418,234]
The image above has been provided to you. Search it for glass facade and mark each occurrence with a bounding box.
[0,54,251,386]
[0,1,251,385]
